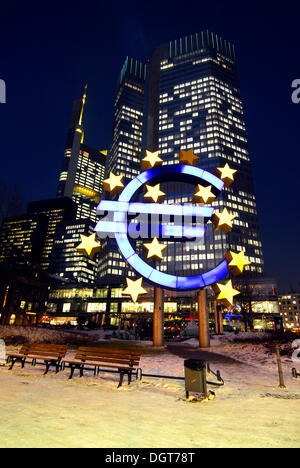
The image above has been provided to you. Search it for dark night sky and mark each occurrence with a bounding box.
[0,0,299,291]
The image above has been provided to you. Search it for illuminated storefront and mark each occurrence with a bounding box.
[279,293,300,331]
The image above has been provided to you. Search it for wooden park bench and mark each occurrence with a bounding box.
[62,347,142,387]
[7,344,68,375]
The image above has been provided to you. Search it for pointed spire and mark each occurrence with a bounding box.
[79,83,87,126]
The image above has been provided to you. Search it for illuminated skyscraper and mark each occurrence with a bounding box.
[27,198,75,270]
[57,85,106,223]
[100,35,264,290]
[146,32,264,279]
[50,219,98,283]
[98,57,147,285]
[107,57,147,180]
[0,214,47,265]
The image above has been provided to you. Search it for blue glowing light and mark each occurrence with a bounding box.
[95,164,228,290]
[224,306,242,327]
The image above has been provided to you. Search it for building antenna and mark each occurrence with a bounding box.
[79,83,88,127]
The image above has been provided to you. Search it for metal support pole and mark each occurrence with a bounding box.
[213,300,219,334]
[198,289,210,348]
[276,345,286,389]
[153,286,164,347]
[218,304,223,334]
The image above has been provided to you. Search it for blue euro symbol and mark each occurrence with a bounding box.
[95,164,229,290]
[225,306,242,327]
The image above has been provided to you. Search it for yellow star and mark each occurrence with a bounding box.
[122,278,148,303]
[76,233,101,260]
[143,237,167,261]
[212,208,237,233]
[225,250,251,276]
[103,172,124,197]
[215,163,237,188]
[192,184,216,204]
[141,150,163,170]
[213,280,240,307]
[144,184,165,203]
[178,149,199,166]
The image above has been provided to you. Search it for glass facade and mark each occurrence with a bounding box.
[279,293,300,330]
[72,145,106,223]
[27,197,75,271]
[57,92,106,223]
[49,220,99,283]
[98,57,147,285]
[107,57,147,180]
[146,31,264,279]
[0,214,46,265]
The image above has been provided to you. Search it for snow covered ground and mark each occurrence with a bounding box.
[0,332,299,448]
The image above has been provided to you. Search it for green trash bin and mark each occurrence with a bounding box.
[184,359,207,398]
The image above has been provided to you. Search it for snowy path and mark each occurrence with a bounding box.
[0,339,299,448]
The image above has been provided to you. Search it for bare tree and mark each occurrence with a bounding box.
[236,283,255,332]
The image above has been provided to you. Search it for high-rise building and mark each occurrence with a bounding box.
[146,31,264,279]
[0,88,104,286]
[279,293,300,331]
[100,35,264,289]
[98,57,147,285]
[0,197,75,272]
[0,213,47,265]
[27,197,75,270]
[107,56,147,180]
[57,85,106,223]
[49,219,98,283]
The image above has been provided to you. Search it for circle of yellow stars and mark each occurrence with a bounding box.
[77,148,249,306]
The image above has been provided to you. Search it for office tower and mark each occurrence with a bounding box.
[57,86,106,223]
[27,197,75,270]
[279,293,300,331]
[0,213,47,265]
[107,56,147,180]
[146,32,264,279]
[98,57,147,285]
[50,219,98,283]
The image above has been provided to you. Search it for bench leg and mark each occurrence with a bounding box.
[80,365,84,378]
[118,370,125,388]
[128,370,132,385]
[44,362,51,375]
[9,357,26,370]
[9,358,17,370]
[69,366,76,380]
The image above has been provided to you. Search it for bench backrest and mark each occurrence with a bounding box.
[74,346,141,367]
[19,344,68,358]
